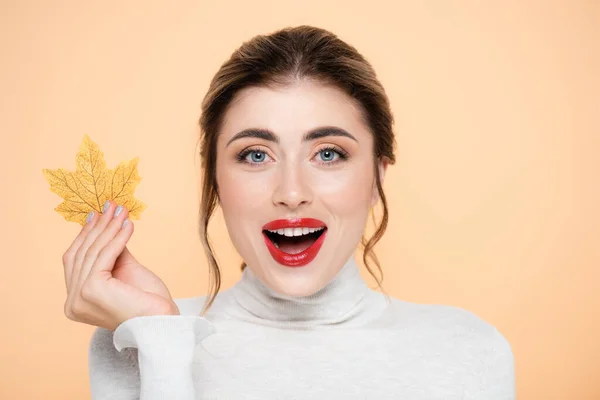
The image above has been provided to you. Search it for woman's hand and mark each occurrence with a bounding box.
[63,200,179,332]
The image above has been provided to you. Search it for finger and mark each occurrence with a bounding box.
[77,204,131,288]
[89,217,134,279]
[63,209,99,294]
[71,200,117,289]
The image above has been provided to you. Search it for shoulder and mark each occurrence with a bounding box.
[381,298,515,396]
[387,297,505,336]
[385,297,514,365]
[420,302,515,395]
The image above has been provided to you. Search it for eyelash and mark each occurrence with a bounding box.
[236,146,349,166]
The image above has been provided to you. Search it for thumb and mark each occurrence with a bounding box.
[116,246,139,266]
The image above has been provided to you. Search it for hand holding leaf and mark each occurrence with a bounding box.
[43,136,178,331]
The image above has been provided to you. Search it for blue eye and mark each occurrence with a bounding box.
[237,148,271,165]
[248,150,267,163]
[315,147,348,164]
[318,149,338,162]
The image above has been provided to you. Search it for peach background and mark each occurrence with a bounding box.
[1,1,598,399]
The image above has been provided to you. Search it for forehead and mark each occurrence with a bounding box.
[219,80,369,141]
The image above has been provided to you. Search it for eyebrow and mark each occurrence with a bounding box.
[225,126,357,147]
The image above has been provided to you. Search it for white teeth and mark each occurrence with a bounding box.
[266,226,325,236]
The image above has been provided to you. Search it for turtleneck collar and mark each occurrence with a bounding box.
[226,256,385,329]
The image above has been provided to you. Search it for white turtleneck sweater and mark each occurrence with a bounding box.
[88,257,515,399]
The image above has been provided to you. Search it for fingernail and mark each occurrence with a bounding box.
[103,200,110,213]
[86,211,95,224]
[122,218,129,228]
[114,205,123,217]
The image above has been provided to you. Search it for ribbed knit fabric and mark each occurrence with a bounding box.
[88,257,515,399]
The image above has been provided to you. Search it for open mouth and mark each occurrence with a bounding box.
[263,227,326,255]
[261,218,328,267]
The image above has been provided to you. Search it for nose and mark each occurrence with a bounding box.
[272,163,313,210]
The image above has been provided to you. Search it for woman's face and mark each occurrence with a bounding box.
[216,79,386,297]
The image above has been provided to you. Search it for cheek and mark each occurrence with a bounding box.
[215,165,273,255]
[216,166,273,216]
[309,167,374,217]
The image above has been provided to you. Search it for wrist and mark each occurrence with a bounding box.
[164,300,180,316]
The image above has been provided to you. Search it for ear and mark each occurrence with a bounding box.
[371,158,389,207]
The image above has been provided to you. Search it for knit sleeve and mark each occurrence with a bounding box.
[478,327,516,399]
[88,315,215,399]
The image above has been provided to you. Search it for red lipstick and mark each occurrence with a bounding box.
[262,218,327,267]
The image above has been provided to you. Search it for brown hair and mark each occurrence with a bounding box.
[198,25,396,314]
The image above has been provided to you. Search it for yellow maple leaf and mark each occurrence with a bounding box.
[43,135,147,226]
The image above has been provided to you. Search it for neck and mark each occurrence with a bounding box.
[228,256,381,328]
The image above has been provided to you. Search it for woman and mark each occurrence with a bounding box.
[65,26,515,398]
